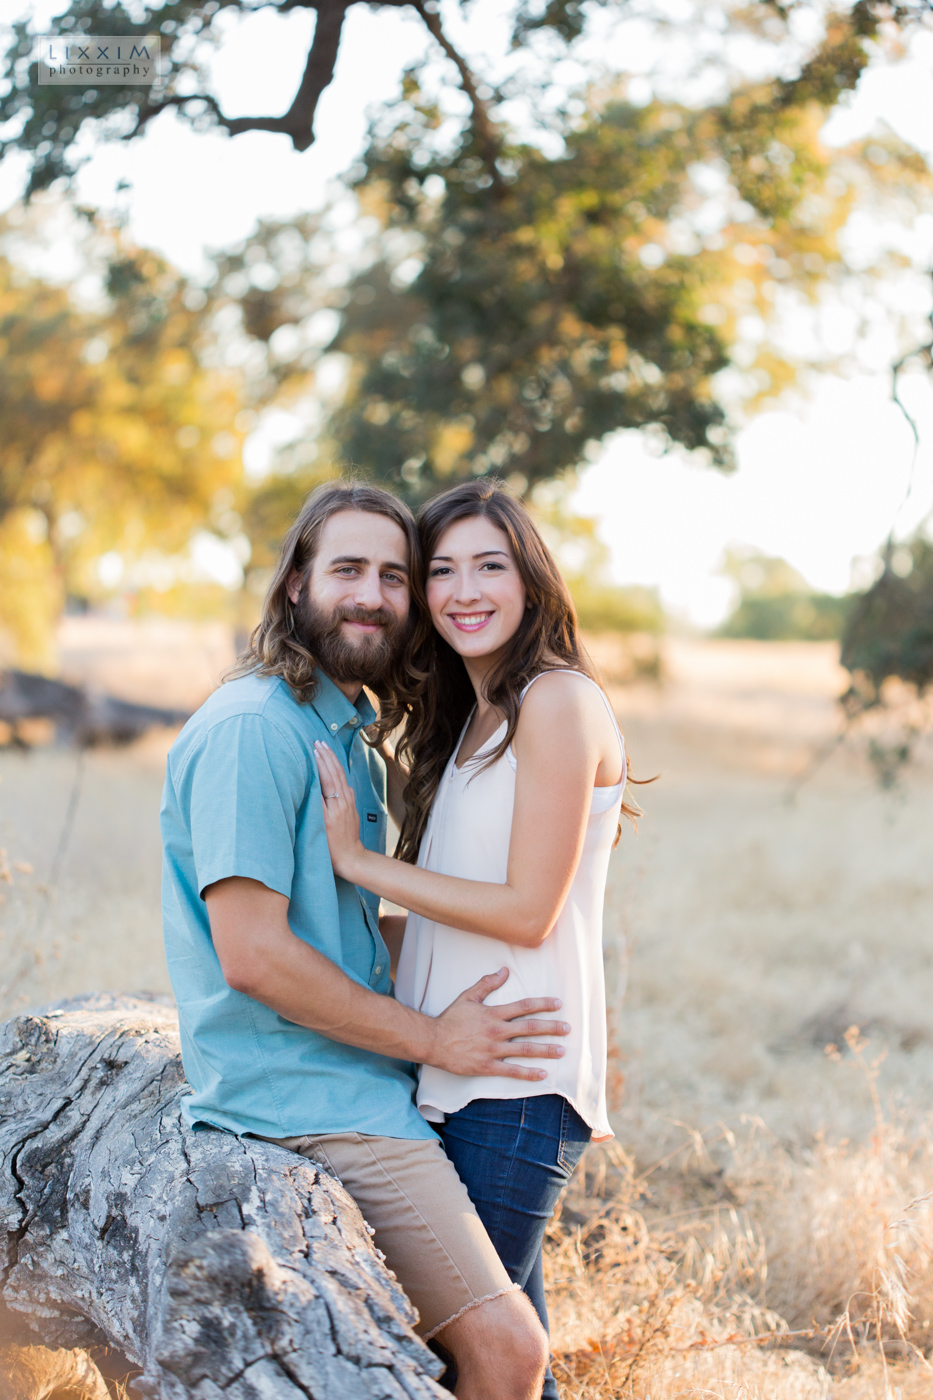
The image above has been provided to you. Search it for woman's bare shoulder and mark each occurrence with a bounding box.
[517,669,607,729]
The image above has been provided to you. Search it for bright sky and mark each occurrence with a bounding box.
[3,1,933,624]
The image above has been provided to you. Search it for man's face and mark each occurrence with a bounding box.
[286,509,411,688]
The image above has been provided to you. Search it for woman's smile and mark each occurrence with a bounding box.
[448,611,494,632]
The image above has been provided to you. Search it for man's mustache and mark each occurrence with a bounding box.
[332,606,397,630]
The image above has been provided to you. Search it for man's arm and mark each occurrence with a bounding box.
[205,877,569,1079]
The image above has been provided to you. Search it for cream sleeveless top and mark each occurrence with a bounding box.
[394,670,626,1141]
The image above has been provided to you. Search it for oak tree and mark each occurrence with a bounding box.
[0,213,244,663]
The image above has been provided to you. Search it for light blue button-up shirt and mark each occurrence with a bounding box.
[160,669,435,1140]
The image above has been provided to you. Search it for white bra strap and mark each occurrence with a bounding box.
[517,670,627,784]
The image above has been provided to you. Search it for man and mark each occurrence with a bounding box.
[161,481,571,1400]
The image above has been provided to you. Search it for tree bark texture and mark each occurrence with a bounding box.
[0,995,445,1399]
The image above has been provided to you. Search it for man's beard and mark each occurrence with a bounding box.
[293,594,408,689]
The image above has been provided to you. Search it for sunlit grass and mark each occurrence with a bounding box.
[546,1054,933,1398]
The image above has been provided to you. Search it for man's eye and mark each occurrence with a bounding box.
[382,572,405,585]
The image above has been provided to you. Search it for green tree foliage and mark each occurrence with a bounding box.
[841,536,933,708]
[1,0,610,196]
[4,4,927,520]
[718,548,851,641]
[837,255,933,721]
[2,0,929,197]
[0,212,244,663]
[324,7,930,501]
[722,591,852,642]
[3,1,932,675]
[837,534,933,788]
[331,94,733,496]
[203,83,929,537]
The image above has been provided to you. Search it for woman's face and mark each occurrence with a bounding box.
[426,515,527,662]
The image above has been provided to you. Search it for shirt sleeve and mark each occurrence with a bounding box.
[184,713,310,900]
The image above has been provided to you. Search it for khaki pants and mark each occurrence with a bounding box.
[268,1129,517,1338]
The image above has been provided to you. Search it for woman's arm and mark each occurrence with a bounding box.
[317,674,620,949]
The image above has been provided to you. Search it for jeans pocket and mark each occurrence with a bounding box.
[556,1099,591,1176]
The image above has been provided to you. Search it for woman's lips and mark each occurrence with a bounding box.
[448,611,493,632]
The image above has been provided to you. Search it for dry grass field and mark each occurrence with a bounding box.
[2,621,933,1398]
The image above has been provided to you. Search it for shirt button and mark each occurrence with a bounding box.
[350,716,359,726]
[373,965,383,977]
[330,723,338,731]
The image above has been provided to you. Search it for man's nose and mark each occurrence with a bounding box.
[352,569,385,610]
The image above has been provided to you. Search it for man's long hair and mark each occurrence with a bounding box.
[227,480,420,739]
[390,479,641,864]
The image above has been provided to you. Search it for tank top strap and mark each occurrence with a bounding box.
[511,670,626,784]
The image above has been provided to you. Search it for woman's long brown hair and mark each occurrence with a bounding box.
[391,479,642,864]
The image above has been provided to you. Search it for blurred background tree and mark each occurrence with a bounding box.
[718,547,853,641]
[0,210,245,666]
[326,75,869,500]
[0,0,619,195]
[0,0,932,693]
[842,533,933,708]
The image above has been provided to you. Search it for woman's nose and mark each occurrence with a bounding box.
[453,574,482,603]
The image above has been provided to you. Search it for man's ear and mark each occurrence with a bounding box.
[285,568,303,605]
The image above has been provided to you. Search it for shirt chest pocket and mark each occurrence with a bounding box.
[361,807,386,854]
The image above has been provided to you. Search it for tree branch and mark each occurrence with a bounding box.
[408,0,504,189]
[128,0,350,151]
[124,0,501,175]
[278,0,349,150]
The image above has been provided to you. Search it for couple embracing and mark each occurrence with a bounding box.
[161,478,635,1400]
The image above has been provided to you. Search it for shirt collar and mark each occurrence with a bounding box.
[310,670,377,737]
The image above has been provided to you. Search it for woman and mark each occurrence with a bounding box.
[315,479,638,1398]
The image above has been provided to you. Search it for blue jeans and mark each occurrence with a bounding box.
[438,1095,591,1400]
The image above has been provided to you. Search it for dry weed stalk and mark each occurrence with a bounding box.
[0,844,49,1013]
[813,1028,933,1397]
[0,764,83,1014]
[545,1040,933,1398]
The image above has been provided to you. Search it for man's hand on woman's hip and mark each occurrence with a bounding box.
[425,968,569,1081]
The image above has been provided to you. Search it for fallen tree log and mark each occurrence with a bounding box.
[0,672,189,748]
[0,994,445,1399]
